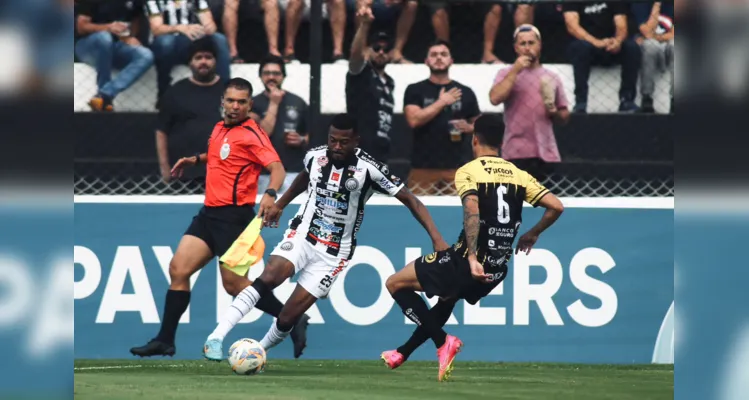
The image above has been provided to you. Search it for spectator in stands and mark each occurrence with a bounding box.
[489,24,570,182]
[251,55,310,193]
[223,0,346,63]
[221,0,245,63]
[155,38,223,187]
[145,0,230,105]
[632,1,674,113]
[483,2,535,64]
[353,0,418,64]
[404,40,480,195]
[563,1,640,113]
[74,0,154,112]
[347,7,395,163]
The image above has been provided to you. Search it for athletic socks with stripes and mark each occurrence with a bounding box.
[208,280,277,341]
[259,320,292,351]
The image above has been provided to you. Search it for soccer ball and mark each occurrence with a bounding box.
[227,338,267,375]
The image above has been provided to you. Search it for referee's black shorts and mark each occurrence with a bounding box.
[184,205,256,257]
[414,248,508,305]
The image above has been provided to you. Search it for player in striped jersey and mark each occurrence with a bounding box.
[202,113,449,360]
[382,114,565,381]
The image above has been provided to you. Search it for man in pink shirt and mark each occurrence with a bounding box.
[489,24,570,181]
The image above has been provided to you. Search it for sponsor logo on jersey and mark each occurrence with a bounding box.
[316,196,348,210]
[378,177,396,191]
[484,167,514,175]
[486,255,507,267]
[312,218,344,233]
[486,270,506,282]
[315,208,347,222]
[390,175,402,186]
[316,187,347,200]
[424,253,437,263]
[352,209,365,239]
[488,227,517,238]
[348,166,363,173]
[310,226,342,243]
[438,254,451,264]
[332,172,341,182]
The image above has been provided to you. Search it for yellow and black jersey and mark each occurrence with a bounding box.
[453,156,549,267]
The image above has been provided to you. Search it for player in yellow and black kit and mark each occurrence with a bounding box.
[382,114,565,381]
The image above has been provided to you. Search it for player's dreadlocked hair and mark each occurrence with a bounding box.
[473,114,505,148]
[225,77,253,94]
[330,113,358,135]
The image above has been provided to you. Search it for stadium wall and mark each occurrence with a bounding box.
[74,196,674,364]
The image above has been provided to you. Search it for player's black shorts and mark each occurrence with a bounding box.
[414,247,508,305]
[184,205,256,257]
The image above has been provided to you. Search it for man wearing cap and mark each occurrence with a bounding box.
[346,5,395,164]
[489,24,570,182]
[155,37,224,189]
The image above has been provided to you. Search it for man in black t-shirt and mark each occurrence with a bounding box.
[74,0,153,112]
[346,6,395,163]
[250,55,310,194]
[156,38,223,190]
[403,40,481,196]
[563,2,641,113]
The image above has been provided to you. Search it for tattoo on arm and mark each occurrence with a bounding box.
[462,196,480,256]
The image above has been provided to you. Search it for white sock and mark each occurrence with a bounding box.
[259,321,291,352]
[208,285,261,341]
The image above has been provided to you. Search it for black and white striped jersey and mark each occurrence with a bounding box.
[286,146,404,259]
[144,0,209,25]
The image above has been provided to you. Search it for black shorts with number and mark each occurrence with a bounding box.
[414,247,508,305]
[184,205,256,257]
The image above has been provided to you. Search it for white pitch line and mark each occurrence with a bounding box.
[75,364,189,371]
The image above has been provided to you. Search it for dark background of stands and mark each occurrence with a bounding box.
[73,0,673,196]
[74,1,641,64]
[74,113,673,196]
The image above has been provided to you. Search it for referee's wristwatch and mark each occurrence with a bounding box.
[265,188,277,199]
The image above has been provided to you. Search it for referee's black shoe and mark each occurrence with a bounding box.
[290,314,310,359]
[130,339,176,357]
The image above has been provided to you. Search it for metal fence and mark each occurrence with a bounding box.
[73,0,673,197]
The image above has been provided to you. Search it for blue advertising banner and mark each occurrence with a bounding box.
[74,197,673,364]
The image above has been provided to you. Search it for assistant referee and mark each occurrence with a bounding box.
[131,78,310,358]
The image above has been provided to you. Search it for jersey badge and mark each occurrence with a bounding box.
[318,156,329,167]
[220,143,231,160]
[345,178,359,191]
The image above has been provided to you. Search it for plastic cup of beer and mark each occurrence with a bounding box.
[448,120,462,142]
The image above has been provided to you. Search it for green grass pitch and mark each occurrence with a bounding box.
[74,359,673,400]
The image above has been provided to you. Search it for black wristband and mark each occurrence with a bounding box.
[194,153,201,164]
[265,188,277,199]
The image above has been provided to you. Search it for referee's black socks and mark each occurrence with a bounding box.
[398,297,458,358]
[156,289,191,344]
[392,289,447,348]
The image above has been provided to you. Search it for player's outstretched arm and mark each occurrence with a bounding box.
[395,188,450,251]
[276,170,309,209]
[516,193,564,255]
[262,170,309,227]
